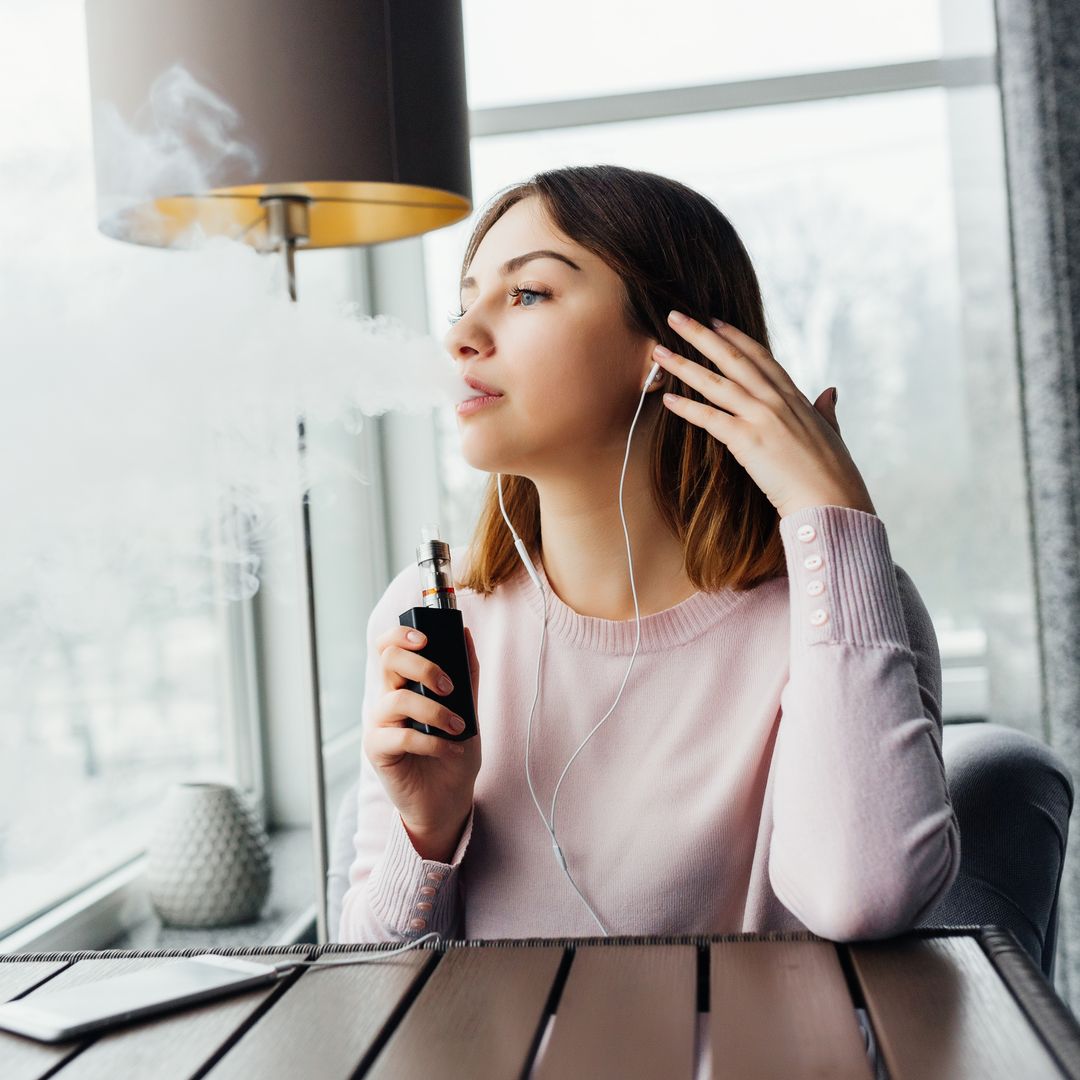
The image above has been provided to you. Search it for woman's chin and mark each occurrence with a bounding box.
[457,435,517,477]
[456,433,497,470]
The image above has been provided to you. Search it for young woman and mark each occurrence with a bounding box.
[338,164,960,944]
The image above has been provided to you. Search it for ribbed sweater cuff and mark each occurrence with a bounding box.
[366,804,475,939]
[779,504,911,652]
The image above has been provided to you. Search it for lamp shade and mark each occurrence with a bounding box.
[84,0,473,249]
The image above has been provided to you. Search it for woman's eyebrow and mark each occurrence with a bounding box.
[460,249,582,293]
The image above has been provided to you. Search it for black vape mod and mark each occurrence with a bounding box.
[398,524,477,742]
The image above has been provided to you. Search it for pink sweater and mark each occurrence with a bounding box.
[339,503,961,943]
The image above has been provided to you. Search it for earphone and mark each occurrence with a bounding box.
[496,360,663,936]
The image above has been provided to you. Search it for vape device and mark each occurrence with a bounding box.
[398,524,477,742]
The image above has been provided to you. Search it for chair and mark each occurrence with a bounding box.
[327,721,1073,983]
[914,720,1073,984]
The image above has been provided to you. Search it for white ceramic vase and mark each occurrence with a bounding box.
[146,782,272,928]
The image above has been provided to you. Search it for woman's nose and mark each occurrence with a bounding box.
[445,317,469,355]
[446,320,492,361]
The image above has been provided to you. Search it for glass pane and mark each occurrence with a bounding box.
[301,249,388,747]
[423,84,1041,737]
[0,0,238,935]
[461,0,991,109]
[0,614,230,934]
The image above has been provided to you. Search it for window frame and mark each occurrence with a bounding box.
[0,48,999,954]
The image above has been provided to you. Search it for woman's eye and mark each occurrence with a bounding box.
[446,285,551,325]
[509,285,552,308]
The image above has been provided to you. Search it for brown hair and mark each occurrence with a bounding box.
[454,164,787,597]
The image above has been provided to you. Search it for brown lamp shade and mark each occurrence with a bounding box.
[84,0,473,249]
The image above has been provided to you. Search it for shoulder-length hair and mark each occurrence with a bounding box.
[454,164,787,596]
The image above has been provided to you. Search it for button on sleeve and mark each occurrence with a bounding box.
[364,803,476,940]
[779,504,909,650]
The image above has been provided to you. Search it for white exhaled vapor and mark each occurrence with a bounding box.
[0,61,470,666]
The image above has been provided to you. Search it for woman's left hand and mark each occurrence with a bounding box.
[655,310,878,521]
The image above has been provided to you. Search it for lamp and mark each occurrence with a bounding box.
[84,0,473,944]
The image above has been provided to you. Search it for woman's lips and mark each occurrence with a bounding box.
[463,377,503,397]
[456,394,504,416]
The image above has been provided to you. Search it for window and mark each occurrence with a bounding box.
[0,610,232,937]
[3,0,1029,946]
[424,0,1036,735]
[460,0,985,109]
[0,0,257,940]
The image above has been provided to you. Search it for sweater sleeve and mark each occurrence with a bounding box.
[767,503,961,942]
[337,576,475,944]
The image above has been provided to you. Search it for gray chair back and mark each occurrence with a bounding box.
[916,721,1073,984]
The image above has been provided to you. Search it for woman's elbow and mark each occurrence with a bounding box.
[774,823,962,942]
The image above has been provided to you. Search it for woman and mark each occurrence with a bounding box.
[338,164,960,944]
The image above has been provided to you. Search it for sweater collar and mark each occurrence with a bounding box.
[509,553,750,655]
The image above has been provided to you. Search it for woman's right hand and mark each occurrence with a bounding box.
[363,624,481,851]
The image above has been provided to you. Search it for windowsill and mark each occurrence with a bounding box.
[0,826,316,954]
[105,826,316,949]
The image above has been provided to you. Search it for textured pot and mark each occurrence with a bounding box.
[146,782,272,928]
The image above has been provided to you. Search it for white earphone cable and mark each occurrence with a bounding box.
[271,931,444,973]
[498,362,661,936]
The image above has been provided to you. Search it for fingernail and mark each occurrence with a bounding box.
[832,387,838,406]
[438,675,454,694]
[668,309,687,324]
[407,631,424,643]
[711,317,725,329]
[450,714,466,732]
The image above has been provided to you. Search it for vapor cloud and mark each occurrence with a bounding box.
[1,59,467,664]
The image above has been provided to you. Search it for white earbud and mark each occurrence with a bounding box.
[644,361,661,390]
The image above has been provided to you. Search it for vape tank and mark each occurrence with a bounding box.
[398,523,477,742]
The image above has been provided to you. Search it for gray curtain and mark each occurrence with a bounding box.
[995,0,1080,1009]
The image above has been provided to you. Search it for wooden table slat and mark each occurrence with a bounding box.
[978,927,1080,1080]
[365,944,565,1080]
[205,948,434,1079]
[532,944,697,1080]
[1,950,313,1080]
[0,963,71,1004]
[0,961,82,1080]
[849,934,1065,1079]
[709,938,873,1078]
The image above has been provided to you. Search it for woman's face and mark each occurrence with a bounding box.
[445,196,659,480]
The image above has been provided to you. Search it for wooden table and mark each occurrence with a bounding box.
[1,926,1078,1078]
